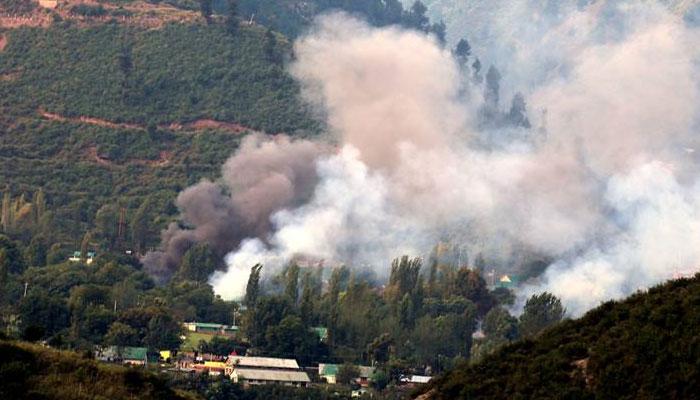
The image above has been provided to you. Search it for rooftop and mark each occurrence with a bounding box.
[319,363,339,376]
[227,356,300,370]
[233,368,311,383]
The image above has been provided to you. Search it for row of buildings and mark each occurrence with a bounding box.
[95,320,432,389]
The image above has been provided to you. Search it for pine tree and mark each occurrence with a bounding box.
[454,38,471,66]
[507,92,531,128]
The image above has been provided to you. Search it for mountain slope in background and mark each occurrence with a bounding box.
[418,274,700,399]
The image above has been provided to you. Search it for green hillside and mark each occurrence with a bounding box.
[0,340,196,400]
[419,274,700,400]
[0,23,315,132]
[0,20,319,249]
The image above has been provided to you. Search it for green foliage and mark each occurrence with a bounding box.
[0,23,317,133]
[178,243,219,282]
[284,263,300,305]
[336,362,360,385]
[0,21,320,251]
[0,235,24,275]
[235,0,446,40]
[145,312,182,350]
[0,340,192,399]
[244,263,262,307]
[425,275,700,399]
[519,292,565,338]
[264,315,324,364]
[0,0,36,15]
[69,4,108,17]
[198,335,246,356]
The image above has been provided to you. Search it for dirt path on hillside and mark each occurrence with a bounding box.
[39,109,255,135]
[86,146,172,167]
[40,109,144,130]
[165,119,251,134]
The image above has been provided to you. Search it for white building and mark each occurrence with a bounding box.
[225,356,310,387]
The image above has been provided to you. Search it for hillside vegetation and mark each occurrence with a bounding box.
[0,20,318,249]
[0,340,196,400]
[420,274,700,399]
[0,22,315,133]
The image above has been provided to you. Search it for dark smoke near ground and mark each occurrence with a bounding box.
[142,134,329,283]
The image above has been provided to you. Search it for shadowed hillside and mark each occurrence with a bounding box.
[0,340,197,400]
[418,274,700,399]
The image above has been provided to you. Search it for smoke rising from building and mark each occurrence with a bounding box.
[154,3,700,316]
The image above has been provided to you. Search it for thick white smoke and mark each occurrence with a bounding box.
[211,4,700,316]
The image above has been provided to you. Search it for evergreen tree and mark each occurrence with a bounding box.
[408,1,430,31]
[454,38,471,66]
[507,92,532,128]
[244,264,263,307]
[430,20,447,44]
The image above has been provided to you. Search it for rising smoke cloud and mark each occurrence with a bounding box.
[143,134,329,283]
[157,3,699,317]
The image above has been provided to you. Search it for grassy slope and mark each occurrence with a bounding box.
[0,340,198,400]
[422,274,700,400]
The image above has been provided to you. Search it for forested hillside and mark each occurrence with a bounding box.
[0,17,319,254]
[419,274,700,399]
